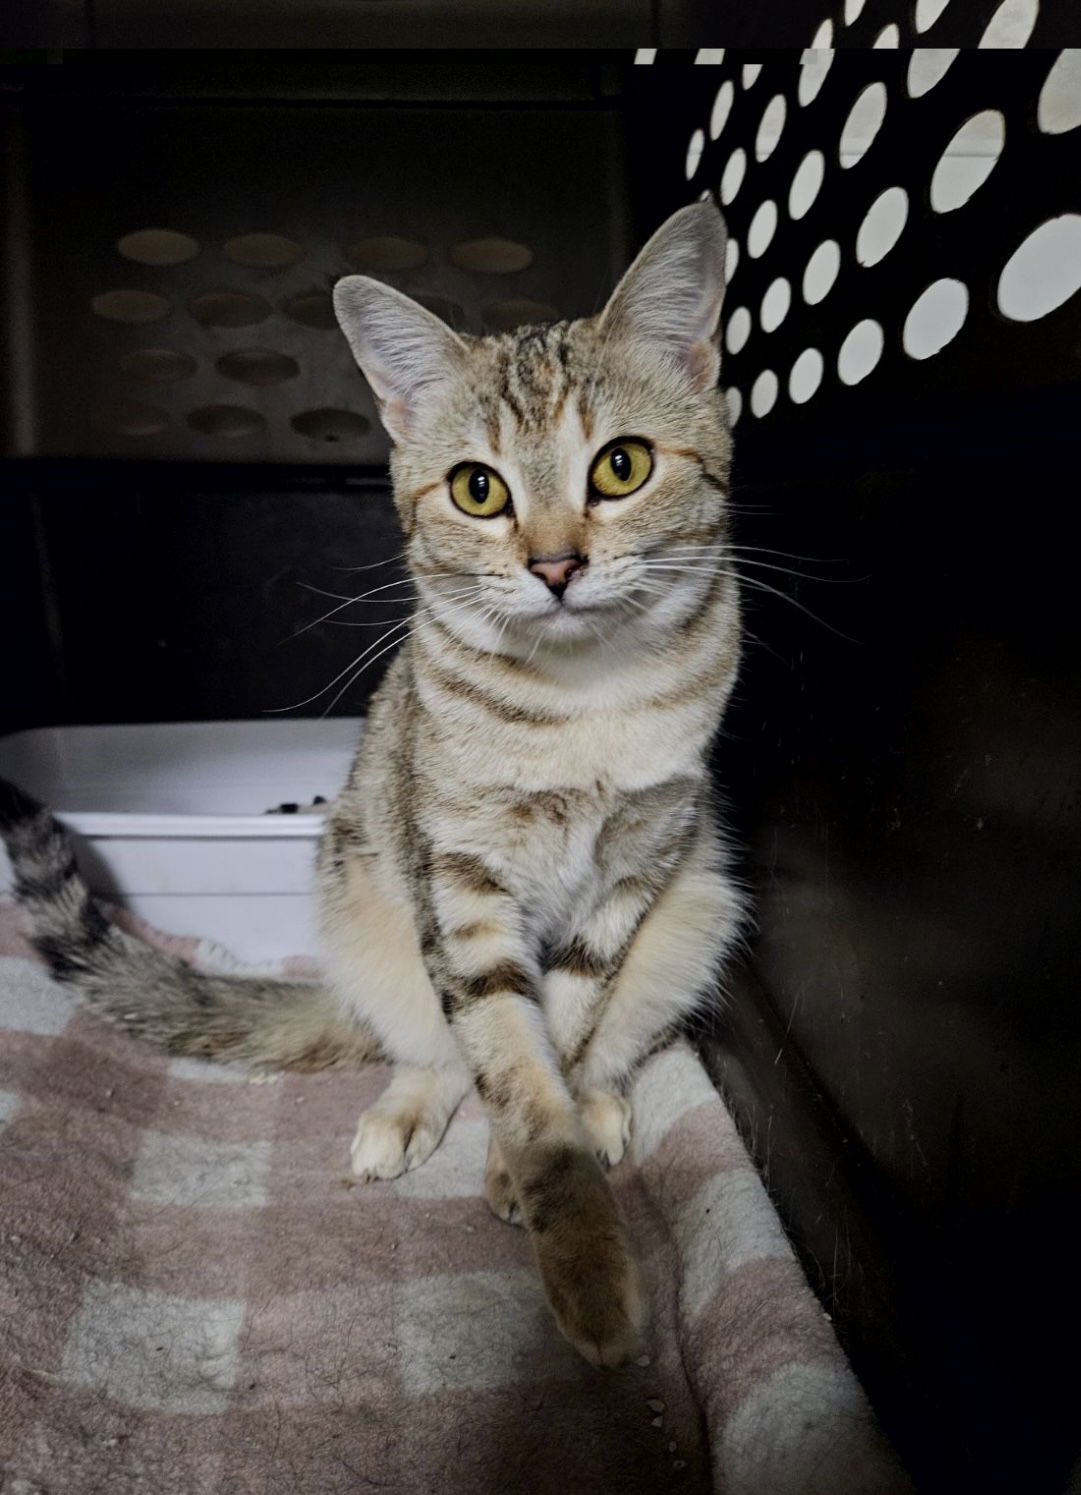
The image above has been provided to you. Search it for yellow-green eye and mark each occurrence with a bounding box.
[589,439,653,499]
[449,463,511,518]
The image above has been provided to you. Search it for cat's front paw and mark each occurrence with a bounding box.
[483,1134,523,1226]
[579,1089,633,1168]
[523,1146,648,1368]
[350,1106,443,1181]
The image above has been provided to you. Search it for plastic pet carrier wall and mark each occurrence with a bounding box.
[1,53,1080,1495]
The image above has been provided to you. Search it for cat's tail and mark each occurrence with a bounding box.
[0,778,380,1071]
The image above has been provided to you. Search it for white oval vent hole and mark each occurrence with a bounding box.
[711,80,736,139]
[799,41,834,107]
[874,24,901,45]
[189,291,271,328]
[803,240,841,305]
[761,278,792,333]
[725,387,742,426]
[97,400,170,436]
[979,0,1038,47]
[750,370,779,418]
[91,289,170,324]
[117,229,200,267]
[224,233,304,269]
[720,148,747,205]
[844,0,866,22]
[857,187,909,267]
[743,64,763,88]
[904,279,969,358]
[484,299,559,330]
[1038,52,1081,135]
[841,83,888,167]
[291,409,370,443]
[756,96,787,162]
[930,111,1005,213]
[997,215,1081,322]
[748,200,778,258]
[914,0,950,31]
[789,348,825,404]
[187,405,267,438]
[838,321,884,386]
[216,350,300,386]
[119,348,197,382]
[809,18,833,46]
[725,237,740,282]
[346,237,428,273]
[686,128,706,181]
[283,291,337,330]
[696,49,726,63]
[451,238,534,275]
[907,48,960,97]
[789,150,825,220]
[725,306,752,355]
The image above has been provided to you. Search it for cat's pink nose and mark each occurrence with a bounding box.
[529,553,585,598]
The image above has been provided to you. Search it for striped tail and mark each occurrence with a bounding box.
[0,778,380,1071]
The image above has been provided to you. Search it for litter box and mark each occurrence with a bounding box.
[0,718,364,962]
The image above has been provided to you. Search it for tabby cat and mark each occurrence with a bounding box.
[0,200,744,1368]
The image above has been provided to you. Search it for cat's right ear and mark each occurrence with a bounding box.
[333,277,466,445]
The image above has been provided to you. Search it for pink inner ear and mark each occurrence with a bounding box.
[686,340,719,392]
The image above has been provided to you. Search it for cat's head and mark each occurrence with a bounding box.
[333,202,731,660]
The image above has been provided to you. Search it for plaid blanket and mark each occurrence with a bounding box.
[0,901,911,1494]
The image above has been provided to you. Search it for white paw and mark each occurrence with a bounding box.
[349,1107,443,1181]
[579,1090,633,1168]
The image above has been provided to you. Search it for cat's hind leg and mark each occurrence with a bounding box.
[321,849,470,1180]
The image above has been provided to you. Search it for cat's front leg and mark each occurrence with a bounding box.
[426,848,647,1368]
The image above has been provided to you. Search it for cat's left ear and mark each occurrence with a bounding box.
[333,276,467,444]
[599,201,727,394]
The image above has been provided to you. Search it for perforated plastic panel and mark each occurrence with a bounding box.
[671,50,1081,450]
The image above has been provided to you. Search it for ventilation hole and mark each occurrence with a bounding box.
[186,405,267,438]
[720,148,747,205]
[979,0,1038,46]
[748,201,779,258]
[725,387,742,426]
[415,296,465,325]
[450,238,533,274]
[686,129,706,181]
[345,236,428,273]
[291,408,371,443]
[930,112,1005,213]
[857,187,909,267]
[711,80,736,139]
[224,233,304,269]
[91,289,170,324]
[725,307,752,355]
[874,24,900,45]
[188,291,272,328]
[216,349,300,386]
[844,0,866,20]
[799,43,834,107]
[1039,52,1081,134]
[907,48,960,97]
[634,48,657,63]
[116,229,200,267]
[789,348,824,404]
[750,370,778,418]
[809,18,833,46]
[841,83,888,166]
[803,240,841,304]
[742,64,762,89]
[484,299,559,331]
[789,150,825,220]
[760,278,792,333]
[695,48,726,63]
[725,238,740,282]
[997,215,1081,322]
[902,279,969,359]
[97,400,170,436]
[755,96,787,162]
[118,348,196,382]
[838,320,884,385]
[283,291,338,330]
[914,0,950,30]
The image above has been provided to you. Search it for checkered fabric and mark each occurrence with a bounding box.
[0,901,911,1494]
